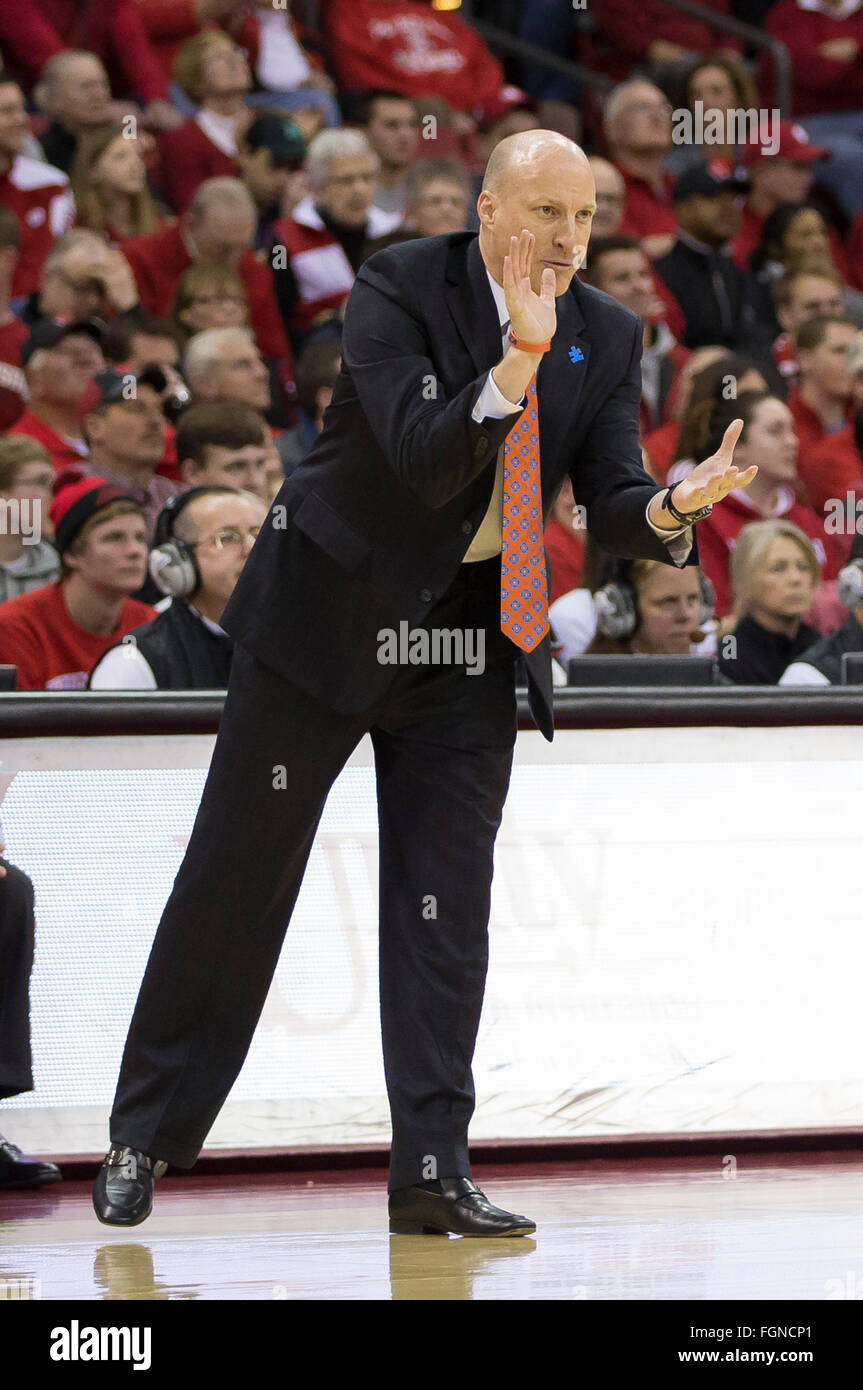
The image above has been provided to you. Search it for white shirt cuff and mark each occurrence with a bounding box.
[645,497,693,565]
[472,369,525,423]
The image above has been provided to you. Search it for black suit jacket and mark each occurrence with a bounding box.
[221,232,699,740]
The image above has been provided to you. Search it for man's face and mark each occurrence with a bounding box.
[88,384,165,470]
[798,323,857,398]
[4,458,55,536]
[478,147,596,296]
[781,275,844,333]
[39,239,114,320]
[751,158,815,210]
[185,492,266,613]
[208,338,271,410]
[588,160,625,238]
[51,56,111,129]
[609,83,672,157]
[366,98,419,172]
[190,209,255,267]
[127,333,180,372]
[593,248,660,319]
[409,178,469,237]
[0,83,28,162]
[68,511,149,594]
[29,333,105,406]
[184,443,270,499]
[677,190,741,247]
[318,155,377,227]
[241,147,305,211]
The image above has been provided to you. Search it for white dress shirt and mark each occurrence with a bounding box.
[463,267,693,566]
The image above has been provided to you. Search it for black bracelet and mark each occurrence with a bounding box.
[661,484,713,526]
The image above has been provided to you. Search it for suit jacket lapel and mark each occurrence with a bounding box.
[537,280,589,494]
[445,234,504,376]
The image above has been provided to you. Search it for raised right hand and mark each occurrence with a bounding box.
[503,230,557,346]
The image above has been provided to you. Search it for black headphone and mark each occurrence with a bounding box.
[149,487,230,598]
[594,558,716,638]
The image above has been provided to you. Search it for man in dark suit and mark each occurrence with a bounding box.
[93,131,755,1234]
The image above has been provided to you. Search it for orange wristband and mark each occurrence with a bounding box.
[508,329,551,353]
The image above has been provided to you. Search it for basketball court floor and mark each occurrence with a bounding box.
[3,1152,862,1300]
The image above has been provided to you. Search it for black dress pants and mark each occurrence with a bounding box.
[0,860,35,1101]
[109,555,519,1189]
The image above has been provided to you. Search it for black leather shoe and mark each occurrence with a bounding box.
[0,1136,62,1190]
[92,1146,167,1227]
[388,1177,536,1236]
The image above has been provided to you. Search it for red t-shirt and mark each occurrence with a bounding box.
[0,579,156,689]
[8,411,89,472]
[619,168,677,241]
[321,0,505,114]
[0,0,168,103]
[0,154,75,298]
[0,317,28,430]
[797,423,863,519]
[787,386,853,473]
[765,0,863,117]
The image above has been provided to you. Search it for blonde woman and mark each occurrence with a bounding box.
[716,518,820,684]
[71,127,165,242]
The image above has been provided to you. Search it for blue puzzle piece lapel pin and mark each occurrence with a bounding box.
[569,346,584,364]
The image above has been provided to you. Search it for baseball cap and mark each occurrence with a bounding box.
[242,113,306,163]
[740,120,829,167]
[76,365,165,421]
[673,162,750,203]
[49,476,141,556]
[477,85,538,129]
[20,318,105,367]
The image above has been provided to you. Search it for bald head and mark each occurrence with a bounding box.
[482,129,590,197]
[478,129,595,297]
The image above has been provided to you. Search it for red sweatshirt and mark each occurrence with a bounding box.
[0,154,75,298]
[121,221,288,360]
[765,0,863,116]
[544,517,586,606]
[696,486,842,617]
[157,117,239,213]
[796,424,863,518]
[136,0,260,79]
[0,0,168,103]
[8,410,89,473]
[321,0,505,115]
[590,0,739,66]
[0,579,155,689]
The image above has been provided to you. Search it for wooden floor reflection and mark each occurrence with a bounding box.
[2,1155,863,1300]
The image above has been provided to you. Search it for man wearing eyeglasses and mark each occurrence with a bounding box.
[88,486,266,690]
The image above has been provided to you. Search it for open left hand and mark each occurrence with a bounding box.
[670,418,757,515]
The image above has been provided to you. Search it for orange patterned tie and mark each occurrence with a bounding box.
[500,375,549,651]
